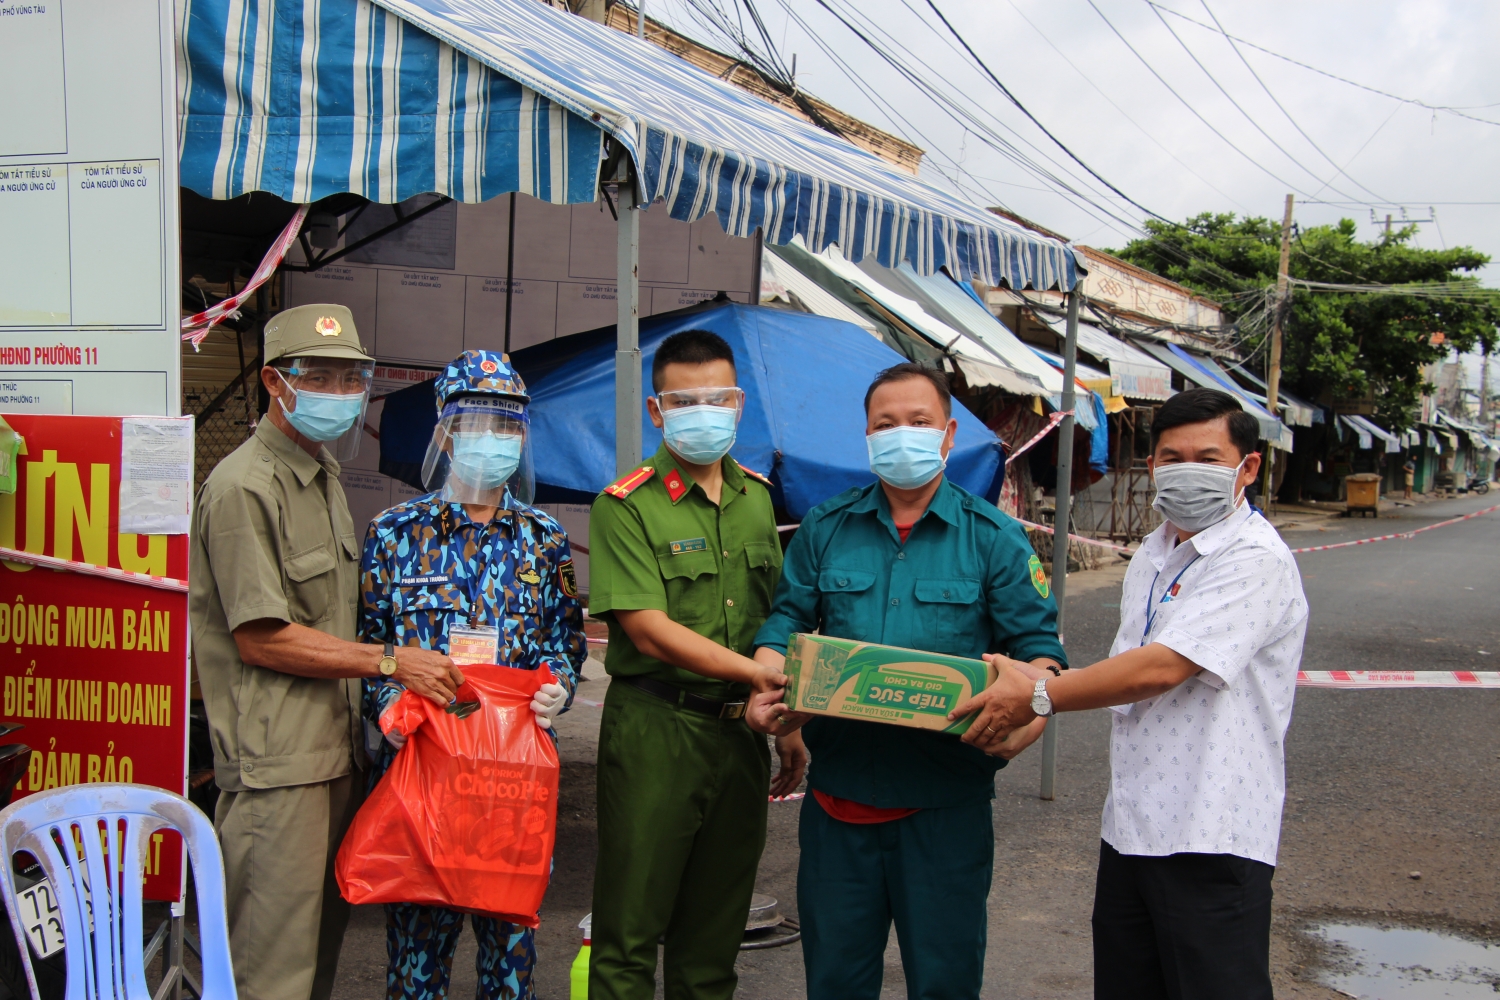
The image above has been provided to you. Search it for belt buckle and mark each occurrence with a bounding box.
[721,701,747,720]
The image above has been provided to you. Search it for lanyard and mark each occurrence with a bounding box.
[1141,554,1201,646]
[450,509,512,629]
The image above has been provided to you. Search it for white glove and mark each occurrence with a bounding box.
[385,728,408,751]
[530,683,567,729]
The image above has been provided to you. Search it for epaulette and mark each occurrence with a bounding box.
[603,465,655,499]
[738,464,773,488]
[961,492,1012,529]
[803,485,865,523]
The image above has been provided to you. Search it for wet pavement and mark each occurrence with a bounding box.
[327,491,1500,999]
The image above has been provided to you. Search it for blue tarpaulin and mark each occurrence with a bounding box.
[379,303,1005,517]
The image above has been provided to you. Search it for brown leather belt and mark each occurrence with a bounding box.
[618,675,748,720]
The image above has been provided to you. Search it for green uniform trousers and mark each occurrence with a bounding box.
[798,793,994,1000]
[215,772,363,1000]
[590,679,770,1000]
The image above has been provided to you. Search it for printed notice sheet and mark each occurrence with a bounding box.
[119,416,194,535]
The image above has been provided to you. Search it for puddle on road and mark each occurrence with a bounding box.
[1311,922,1500,998]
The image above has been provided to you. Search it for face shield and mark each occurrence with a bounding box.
[274,358,375,461]
[420,395,535,506]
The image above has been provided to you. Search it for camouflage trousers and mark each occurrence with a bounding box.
[385,903,535,1000]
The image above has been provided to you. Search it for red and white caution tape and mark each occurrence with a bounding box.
[1013,517,1136,553]
[769,792,805,803]
[1005,410,1072,466]
[181,204,309,349]
[0,546,188,593]
[1297,670,1500,689]
[1289,502,1500,554]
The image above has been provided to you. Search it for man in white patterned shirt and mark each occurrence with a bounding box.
[954,387,1308,1000]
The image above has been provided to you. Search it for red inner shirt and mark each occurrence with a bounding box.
[814,518,922,824]
[813,790,920,825]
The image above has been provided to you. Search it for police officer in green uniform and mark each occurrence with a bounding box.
[191,304,463,1000]
[748,363,1066,1000]
[588,329,805,1000]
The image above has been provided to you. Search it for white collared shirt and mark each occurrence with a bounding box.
[1100,501,1308,866]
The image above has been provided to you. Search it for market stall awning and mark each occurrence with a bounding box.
[855,258,1064,396]
[1221,366,1321,426]
[759,252,881,338]
[1340,415,1401,454]
[805,245,1050,395]
[180,0,1080,290]
[179,0,605,205]
[1039,317,1172,401]
[1133,340,1291,450]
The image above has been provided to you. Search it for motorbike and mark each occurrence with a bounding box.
[1468,476,1491,495]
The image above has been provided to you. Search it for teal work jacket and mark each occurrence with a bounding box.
[753,477,1067,809]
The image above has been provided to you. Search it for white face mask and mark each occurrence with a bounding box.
[1151,458,1246,532]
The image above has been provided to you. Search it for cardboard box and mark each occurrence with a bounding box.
[783,633,997,735]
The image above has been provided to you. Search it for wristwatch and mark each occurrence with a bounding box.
[379,642,399,677]
[1031,678,1055,718]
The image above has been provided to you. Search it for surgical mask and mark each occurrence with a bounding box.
[867,426,946,490]
[661,405,738,465]
[1151,459,1246,532]
[449,432,523,491]
[276,371,365,442]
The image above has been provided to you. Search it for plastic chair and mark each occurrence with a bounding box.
[0,783,236,1000]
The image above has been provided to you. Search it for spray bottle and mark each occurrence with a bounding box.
[570,913,592,1000]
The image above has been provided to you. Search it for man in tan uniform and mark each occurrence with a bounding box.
[190,304,463,1000]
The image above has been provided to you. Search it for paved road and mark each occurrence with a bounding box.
[330,492,1500,999]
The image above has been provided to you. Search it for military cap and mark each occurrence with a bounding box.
[263,304,370,364]
[433,350,530,410]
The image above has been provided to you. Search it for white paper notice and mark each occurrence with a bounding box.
[120,417,194,535]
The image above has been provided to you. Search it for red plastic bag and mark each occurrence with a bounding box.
[336,666,559,926]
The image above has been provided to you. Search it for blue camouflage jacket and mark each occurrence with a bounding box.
[358,490,587,778]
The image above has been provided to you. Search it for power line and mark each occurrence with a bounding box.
[1150,3,1500,128]
[996,0,1252,212]
[922,0,1166,224]
[1145,2,1371,205]
[1084,0,1328,200]
[1193,0,1391,204]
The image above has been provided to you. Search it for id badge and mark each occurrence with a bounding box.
[449,624,500,666]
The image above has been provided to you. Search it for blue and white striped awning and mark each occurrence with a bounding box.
[178,0,604,205]
[179,0,1079,290]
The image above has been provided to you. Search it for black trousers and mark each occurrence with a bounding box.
[1092,841,1274,1000]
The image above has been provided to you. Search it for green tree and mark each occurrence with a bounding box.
[1108,214,1499,429]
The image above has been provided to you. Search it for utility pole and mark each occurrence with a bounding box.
[1039,289,1079,802]
[1262,194,1293,504]
[1480,343,1491,424]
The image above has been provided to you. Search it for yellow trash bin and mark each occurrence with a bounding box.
[1345,473,1381,517]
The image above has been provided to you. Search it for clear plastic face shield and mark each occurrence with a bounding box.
[420,395,535,507]
[274,358,375,462]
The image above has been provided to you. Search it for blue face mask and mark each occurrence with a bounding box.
[661,404,738,465]
[867,426,947,490]
[449,432,523,491]
[277,372,365,442]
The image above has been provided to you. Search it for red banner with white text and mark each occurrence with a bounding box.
[0,415,189,901]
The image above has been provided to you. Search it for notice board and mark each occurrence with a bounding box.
[0,414,191,900]
[0,0,182,416]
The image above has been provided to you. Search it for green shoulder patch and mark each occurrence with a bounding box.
[1028,554,1050,599]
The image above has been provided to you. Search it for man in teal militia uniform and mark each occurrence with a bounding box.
[751,362,1066,999]
[587,329,802,1000]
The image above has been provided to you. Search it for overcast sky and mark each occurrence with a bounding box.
[649,0,1500,282]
